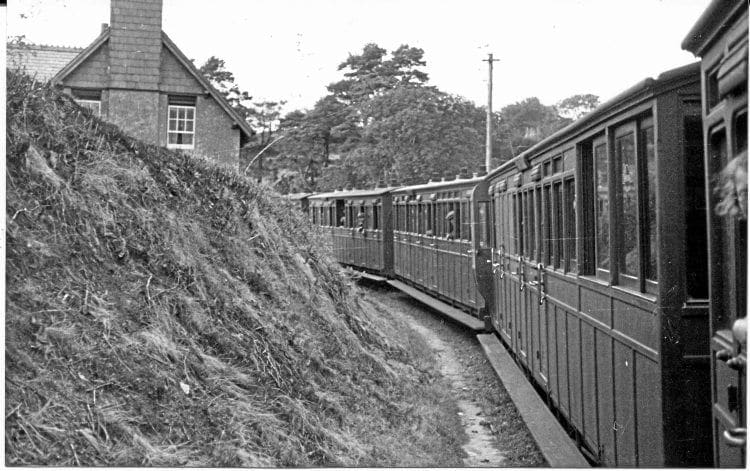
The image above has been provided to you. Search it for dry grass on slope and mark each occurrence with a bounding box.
[5,71,464,467]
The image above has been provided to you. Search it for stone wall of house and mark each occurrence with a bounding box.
[154,94,240,168]
[109,89,160,144]
[195,95,241,167]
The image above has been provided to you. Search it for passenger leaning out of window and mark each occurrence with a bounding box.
[356,211,366,234]
[445,210,456,240]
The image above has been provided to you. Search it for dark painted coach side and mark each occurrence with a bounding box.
[391,171,488,317]
[307,185,395,277]
[480,62,711,466]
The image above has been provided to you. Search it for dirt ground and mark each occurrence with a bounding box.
[366,284,547,467]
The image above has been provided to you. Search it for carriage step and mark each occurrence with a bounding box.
[387,280,485,332]
[477,333,590,468]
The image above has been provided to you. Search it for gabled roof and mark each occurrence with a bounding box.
[50,28,109,86]
[160,32,254,142]
[49,27,254,142]
[7,43,84,81]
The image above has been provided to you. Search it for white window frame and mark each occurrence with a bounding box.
[76,99,101,116]
[167,105,196,150]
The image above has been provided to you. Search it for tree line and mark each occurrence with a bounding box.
[200,45,600,193]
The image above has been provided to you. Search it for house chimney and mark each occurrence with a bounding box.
[109,0,163,90]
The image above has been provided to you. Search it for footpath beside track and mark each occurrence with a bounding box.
[362,278,589,467]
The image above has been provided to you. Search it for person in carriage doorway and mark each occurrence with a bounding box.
[356,209,366,236]
[445,210,456,240]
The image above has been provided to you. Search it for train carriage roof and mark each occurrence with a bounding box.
[282,192,313,200]
[390,175,485,195]
[682,0,747,55]
[487,61,701,180]
[307,186,397,201]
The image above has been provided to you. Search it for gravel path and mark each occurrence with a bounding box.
[367,285,547,467]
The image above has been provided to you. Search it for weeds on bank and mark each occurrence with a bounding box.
[5,71,463,466]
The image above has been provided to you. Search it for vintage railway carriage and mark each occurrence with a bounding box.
[283,192,312,215]
[391,170,489,316]
[683,0,748,466]
[483,63,712,466]
[307,185,394,276]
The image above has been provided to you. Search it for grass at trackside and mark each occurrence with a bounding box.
[4,71,466,467]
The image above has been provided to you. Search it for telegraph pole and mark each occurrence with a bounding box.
[483,53,499,173]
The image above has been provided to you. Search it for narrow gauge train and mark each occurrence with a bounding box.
[389,168,488,316]
[485,62,708,467]
[300,1,746,466]
[307,181,396,277]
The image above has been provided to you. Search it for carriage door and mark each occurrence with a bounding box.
[708,117,747,467]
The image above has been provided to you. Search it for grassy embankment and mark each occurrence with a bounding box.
[5,71,465,467]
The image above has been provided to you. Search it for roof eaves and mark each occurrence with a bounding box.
[51,28,110,85]
[160,32,254,139]
[682,0,746,55]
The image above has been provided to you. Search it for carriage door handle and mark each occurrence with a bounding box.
[723,427,746,448]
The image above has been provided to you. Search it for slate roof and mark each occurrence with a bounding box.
[7,43,84,81]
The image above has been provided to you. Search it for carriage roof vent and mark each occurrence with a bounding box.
[458,167,470,179]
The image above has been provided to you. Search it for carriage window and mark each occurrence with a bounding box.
[336,201,345,227]
[594,141,610,273]
[565,178,577,272]
[616,132,638,280]
[366,206,373,230]
[543,185,552,266]
[492,195,499,248]
[373,205,380,230]
[683,118,707,298]
[529,191,536,257]
[707,68,719,110]
[427,202,434,235]
[554,182,563,269]
[534,188,541,260]
[479,201,489,247]
[737,112,747,154]
[466,201,473,241]
[642,126,657,282]
[453,202,461,239]
[514,191,526,255]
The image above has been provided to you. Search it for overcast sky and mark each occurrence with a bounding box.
[8,0,711,113]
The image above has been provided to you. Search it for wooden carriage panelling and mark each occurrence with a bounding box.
[307,187,394,277]
[484,63,711,466]
[392,175,486,316]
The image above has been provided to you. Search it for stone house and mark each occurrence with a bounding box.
[8,0,253,167]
